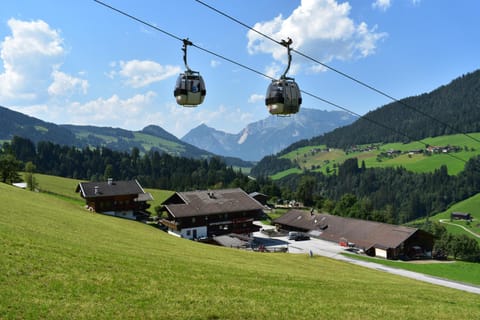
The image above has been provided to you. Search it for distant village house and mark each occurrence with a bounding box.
[450,212,472,221]
[76,179,153,221]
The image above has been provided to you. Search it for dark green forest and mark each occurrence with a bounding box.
[3,136,480,227]
[277,157,480,224]
[280,69,480,153]
[1,136,268,193]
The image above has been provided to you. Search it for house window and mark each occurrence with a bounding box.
[186,230,191,236]
[192,217,196,223]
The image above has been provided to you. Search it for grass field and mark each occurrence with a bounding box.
[1,182,480,319]
[344,254,480,286]
[273,133,480,179]
[429,194,480,243]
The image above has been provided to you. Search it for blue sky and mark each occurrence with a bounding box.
[1,0,479,138]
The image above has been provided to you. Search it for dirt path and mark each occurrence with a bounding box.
[439,219,480,238]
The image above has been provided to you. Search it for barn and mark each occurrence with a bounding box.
[273,209,434,260]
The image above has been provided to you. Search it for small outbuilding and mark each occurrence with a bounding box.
[450,212,472,221]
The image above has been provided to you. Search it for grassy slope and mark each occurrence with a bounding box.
[274,133,480,179]
[345,254,480,286]
[34,173,174,216]
[418,194,480,244]
[1,183,479,319]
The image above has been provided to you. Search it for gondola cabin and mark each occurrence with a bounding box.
[265,78,302,115]
[174,70,206,106]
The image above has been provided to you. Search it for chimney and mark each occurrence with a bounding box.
[107,178,113,185]
[94,186,99,194]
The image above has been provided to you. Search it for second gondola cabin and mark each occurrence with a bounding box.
[265,78,302,115]
[174,70,206,106]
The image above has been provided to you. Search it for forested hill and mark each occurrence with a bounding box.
[281,69,480,153]
[0,106,251,164]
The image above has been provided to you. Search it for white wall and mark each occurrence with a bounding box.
[102,210,136,220]
[181,226,208,240]
[375,248,387,259]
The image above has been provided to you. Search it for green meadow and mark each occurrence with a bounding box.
[274,133,480,179]
[344,254,480,286]
[427,194,480,244]
[1,182,479,319]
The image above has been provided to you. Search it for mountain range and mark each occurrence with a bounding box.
[181,108,356,161]
[3,68,478,165]
[0,105,353,164]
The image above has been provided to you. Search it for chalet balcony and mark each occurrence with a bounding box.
[160,219,180,231]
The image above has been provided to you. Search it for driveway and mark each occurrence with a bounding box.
[252,225,480,295]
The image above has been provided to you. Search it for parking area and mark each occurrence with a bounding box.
[251,223,480,295]
[252,227,346,258]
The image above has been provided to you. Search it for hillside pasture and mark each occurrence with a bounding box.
[1,182,479,319]
[432,193,480,243]
[271,133,480,179]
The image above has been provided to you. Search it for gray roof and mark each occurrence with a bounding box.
[213,235,249,248]
[162,188,264,218]
[273,209,420,250]
[76,179,152,200]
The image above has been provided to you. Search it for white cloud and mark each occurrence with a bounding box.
[372,0,391,11]
[113,59,181,88]
[210,59,221,68]
[69,91,157,125]
[48,70,89,97]
[248,93,264,103]
[0,18,88,104]
[247,0,387,75]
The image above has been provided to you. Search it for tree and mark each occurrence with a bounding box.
[296,176,316,207]
[24,161,38,191]
[0,154,22,184]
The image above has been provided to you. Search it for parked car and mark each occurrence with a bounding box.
[288,232,310,241]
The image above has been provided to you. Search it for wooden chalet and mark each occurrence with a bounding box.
[451,212,472,221]
[76,179,153,220]
[273,209,434,260]
[160,188,264,240]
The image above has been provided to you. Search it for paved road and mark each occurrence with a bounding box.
[253,229,480,295]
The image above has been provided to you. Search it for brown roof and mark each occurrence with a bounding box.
[162,188,264,218]
[273,209,420,250]
[76,179,152,200]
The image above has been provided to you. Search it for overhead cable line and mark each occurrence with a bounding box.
[94,0,466,164]
[194,0,480,145]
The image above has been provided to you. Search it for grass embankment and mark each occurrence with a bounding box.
[344,254,480,286]
[1,182,479,319]
[274,133,480,179]
[427,194,480,243]
[34,174,174,216]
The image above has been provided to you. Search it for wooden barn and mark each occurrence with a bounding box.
[451,212,472,221]
[273,209,434,260]
[76,179,153,220]
[160,188,264,240]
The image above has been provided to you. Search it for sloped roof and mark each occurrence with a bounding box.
[273,209,420,250]
[76,179,151,200]
[162,188,263,218]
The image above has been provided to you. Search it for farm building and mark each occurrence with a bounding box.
[76,179,153,220]
[273,209,434,260]
[249,192,269,206]
[160,188,264,240]
[451,212,472,221]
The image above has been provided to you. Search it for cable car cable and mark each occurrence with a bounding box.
[94,0,466,164]
[193,0,480,145]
